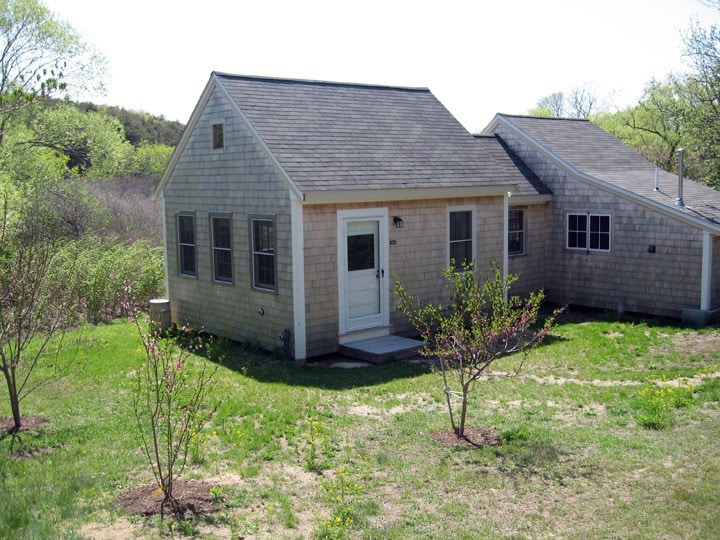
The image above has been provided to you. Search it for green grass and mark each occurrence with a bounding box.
[1,312,719,538]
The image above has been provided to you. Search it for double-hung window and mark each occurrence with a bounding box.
[508,208,525,256]
[177,214,197,276]
[448,207,474,270]
[211,216,232,283]
[567,213,611,251]
[252,218,275,291]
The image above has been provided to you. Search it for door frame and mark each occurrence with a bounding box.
[337,208,390,337]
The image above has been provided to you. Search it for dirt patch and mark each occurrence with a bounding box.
[672,331,720,357]
[430,426,500,448]
[0,415,50,433]
[115,479,215,517]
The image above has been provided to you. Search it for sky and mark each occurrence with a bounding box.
[42,0,720,133]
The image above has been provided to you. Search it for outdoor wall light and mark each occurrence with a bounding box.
[393,216,404,228]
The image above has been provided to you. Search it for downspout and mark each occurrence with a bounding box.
[701,231,712,311]
[503,192,510,301]
[290,194,307,360]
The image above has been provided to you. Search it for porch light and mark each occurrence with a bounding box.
[393,216,404,228]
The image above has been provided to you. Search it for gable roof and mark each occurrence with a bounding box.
[488,114,720,230]
[208,73,546,201]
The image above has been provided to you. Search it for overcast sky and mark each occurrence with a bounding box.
[43,0,720,132]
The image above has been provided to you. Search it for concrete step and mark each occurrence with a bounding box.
[339,335,424,363]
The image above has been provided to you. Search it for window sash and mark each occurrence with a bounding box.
[508,209,525,256]
[567,213,610,251]
[212,217,232,282]
[449,210,473,270]
[177,215,196,276]
[252,219,275,290]
[212,123,224,149]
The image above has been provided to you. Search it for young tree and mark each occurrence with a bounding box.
[0,195,79,432]
[395,264,561,439]
[126,304,220,518]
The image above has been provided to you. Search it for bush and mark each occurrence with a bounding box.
[53,237,164,323]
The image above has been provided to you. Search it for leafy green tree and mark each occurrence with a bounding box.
[26,103,133,177]
[395,264,561,439]
[0,0,106,142]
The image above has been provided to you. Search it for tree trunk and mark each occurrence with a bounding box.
[2,366,22,432]
[457,385,470,439]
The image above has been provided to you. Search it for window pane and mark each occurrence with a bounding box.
[212,123,224,149]
[213,217,231,249]
[449,211,472,241]
[214,249,232,281]
[509,232,524,255]
[450,241,472,270]
[347,233,375,271]
[252,220,275,290]
[178,215,194,244]
[180,245,196,274]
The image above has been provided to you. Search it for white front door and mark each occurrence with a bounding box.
[338,209,389,335]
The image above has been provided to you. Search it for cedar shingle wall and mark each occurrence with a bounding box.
[162,88,294,352]
[303,197,505,356]
[497,125,704,318]
[509,203,549,297]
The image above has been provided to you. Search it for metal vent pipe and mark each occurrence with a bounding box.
[676,148,685,207]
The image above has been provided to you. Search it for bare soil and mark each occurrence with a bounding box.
[430,426,500,447]
[0,416,50,434]
[115,479,216,517]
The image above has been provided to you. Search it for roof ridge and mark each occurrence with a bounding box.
[213,71,430,93]
[499,113,591,123]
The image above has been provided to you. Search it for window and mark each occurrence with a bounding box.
[212,123,224,149]
[448,208,474,270]
[177,214,196,276]
[567,213,611,251]
[211,216,232,283]
[508,208,525,256]
[252,219,275,290]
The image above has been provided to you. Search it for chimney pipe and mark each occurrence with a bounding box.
[654,167,659,191]
[676,148,685,207]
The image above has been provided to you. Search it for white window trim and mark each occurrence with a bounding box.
[508,207,525,257]
[210,214,233,284]
[447,205,476,269]
[566,212,612,252]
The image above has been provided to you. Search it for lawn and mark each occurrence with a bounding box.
[1,311,719,539]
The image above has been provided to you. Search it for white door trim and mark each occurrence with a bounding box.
[337,208,390,336]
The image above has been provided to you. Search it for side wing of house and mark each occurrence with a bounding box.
[157,79,296,353]
[490,115,720,319]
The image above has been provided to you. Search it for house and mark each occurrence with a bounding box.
[155,72,720,360]
[484,114,720,325]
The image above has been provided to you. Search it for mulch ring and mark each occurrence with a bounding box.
[116,479,216,518]
[0,416,50,434]
[430,426,500,448]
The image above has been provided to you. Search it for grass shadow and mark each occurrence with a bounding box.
[216,346,433,390]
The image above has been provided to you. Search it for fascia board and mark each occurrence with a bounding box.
[498,116,720,235]
[303,184,515,205]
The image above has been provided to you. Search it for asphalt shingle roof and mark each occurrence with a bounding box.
[499,115,720,226]
[215,73,547,196]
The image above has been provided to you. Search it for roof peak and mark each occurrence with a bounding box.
[212,71,430,93]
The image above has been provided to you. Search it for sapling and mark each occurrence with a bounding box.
[395,262,561,438]
[125,301,220,518]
